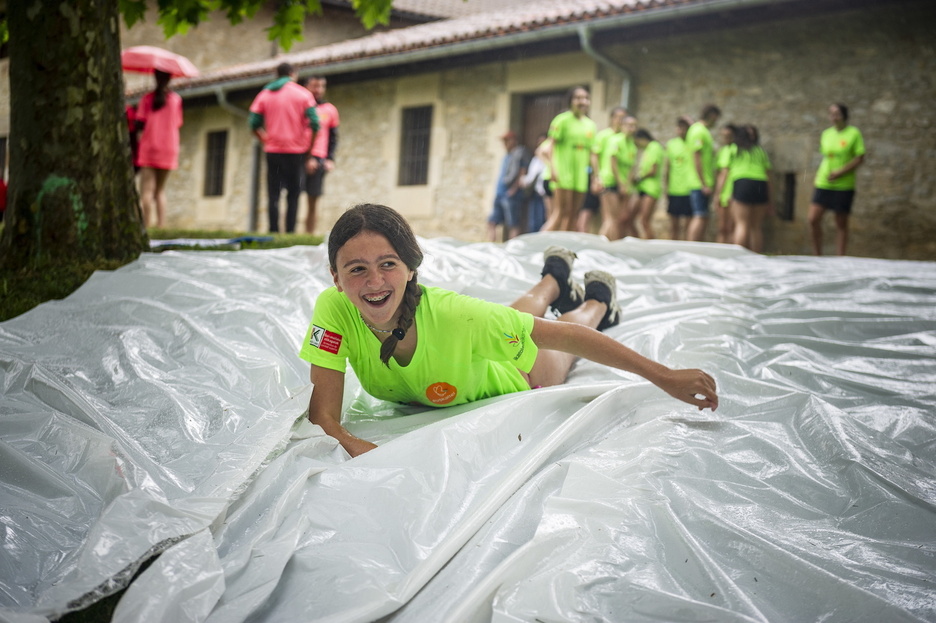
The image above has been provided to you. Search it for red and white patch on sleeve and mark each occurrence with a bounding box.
[310,325,343,355]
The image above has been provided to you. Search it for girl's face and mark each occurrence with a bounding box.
[610,109,626,130]
[331,231,415,331]
[720,127,734,145]
[623,117,637,135]
[828,105,845,126]
[570,89,591,116]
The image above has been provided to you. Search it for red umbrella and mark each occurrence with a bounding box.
[121,46,199,78]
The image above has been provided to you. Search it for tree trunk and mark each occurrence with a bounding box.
[1,0,147,271]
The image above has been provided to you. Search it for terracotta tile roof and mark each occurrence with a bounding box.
[167,0,723,96]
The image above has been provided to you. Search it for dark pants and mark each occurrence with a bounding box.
[266,152,305,233]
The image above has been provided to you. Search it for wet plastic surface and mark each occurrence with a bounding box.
[1,234,934,622]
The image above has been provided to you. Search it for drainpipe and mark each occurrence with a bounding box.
[578,25,632,112]
[214,86,261,232]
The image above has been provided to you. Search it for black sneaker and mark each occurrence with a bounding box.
[542,246,584,314]
[584,270,621,331]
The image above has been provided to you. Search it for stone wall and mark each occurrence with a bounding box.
[606,2,936,258]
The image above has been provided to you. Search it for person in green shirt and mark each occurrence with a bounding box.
[542,86,597,232]
[728,125,772,252]
[591,106,628,240]
[712,124,738,244]
[685,104,722,242]
[664,116,694,240]
[807,103,866,256]
[301,203,719,457]
[632,129,665,239]
[614,116,640,238]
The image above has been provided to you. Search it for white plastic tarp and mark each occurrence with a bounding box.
[1,234,934,622]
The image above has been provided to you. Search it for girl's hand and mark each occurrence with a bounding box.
[658,368,719,411]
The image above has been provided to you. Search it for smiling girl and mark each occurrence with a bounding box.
[300,204,718,456]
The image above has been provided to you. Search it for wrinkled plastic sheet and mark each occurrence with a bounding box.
[1,234,934,623]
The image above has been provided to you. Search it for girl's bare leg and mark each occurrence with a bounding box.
[639,195,657,239]
[140,167,157,227]
[510,274,559,318]
[731,199,752,249]
[749,203,766,253]
[807,202,825,255]
[527,299,607,387]
[598,191,621,240]
[153,168,171,228]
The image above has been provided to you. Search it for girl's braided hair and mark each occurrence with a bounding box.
[328,204,424,366]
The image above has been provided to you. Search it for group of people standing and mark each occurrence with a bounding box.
[489,87,865,256]
[248,63,341,234]
[129,62,340,234]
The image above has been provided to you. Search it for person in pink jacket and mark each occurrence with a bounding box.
[136,70,182,229]
[249,63,320,233]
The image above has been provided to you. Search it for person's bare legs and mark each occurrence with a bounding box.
[152,168,170,228]
[834,212,849,256]
[687,215,708,242]
[510,274,607,388]
[638,195,657,239]
[731,199,752,249]
[548,188,582,232]
[749,203,766,253]
[140,167,157,227]
[808,202,825,255]
[617,193,639,238]
[305,195,319,234]
[598,191,620,239]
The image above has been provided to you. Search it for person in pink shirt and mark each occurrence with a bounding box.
[303,75,340,235]
[249,63,320,233]
[136,70,183,228]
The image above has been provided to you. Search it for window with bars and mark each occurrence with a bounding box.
[398,105,432,186]
[203,130,228,197]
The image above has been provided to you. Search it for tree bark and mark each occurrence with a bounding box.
[1,0,147,271]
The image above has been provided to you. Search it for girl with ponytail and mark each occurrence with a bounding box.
[136,69,183,228]
[301,203,718,457]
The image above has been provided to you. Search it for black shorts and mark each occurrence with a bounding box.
[812,188,855,214]
[304,157,327,197]
[733,179,769,204]
[667,195,692,217]
[581,192,600,212]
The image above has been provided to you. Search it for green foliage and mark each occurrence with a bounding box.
[116,0,393,51]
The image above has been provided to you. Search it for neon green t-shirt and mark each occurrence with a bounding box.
[665,137,693,197]
[636,140,665,199]
[592,128,624,187]
[685,122,716,189]
[815,125,865,191]
[730,146,771,182]
[716,144,737,206]
[299,285,538,408]
[549,110,597,193]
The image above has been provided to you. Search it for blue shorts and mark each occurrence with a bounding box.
[488,192,522,228]
[689,189,711,217]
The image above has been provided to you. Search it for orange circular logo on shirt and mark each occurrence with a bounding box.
[426,382,457,405]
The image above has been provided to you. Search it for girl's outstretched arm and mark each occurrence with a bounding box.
[531,317,718,411]
[309,365,378,456]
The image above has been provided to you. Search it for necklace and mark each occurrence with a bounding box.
[360,314,406,340]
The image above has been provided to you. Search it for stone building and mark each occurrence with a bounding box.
[4,0,935,259]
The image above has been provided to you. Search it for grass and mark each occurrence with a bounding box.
[0,228,323,323]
